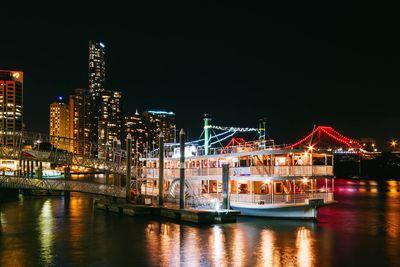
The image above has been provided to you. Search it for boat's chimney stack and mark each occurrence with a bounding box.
[259,117,267,149]
[203,114,212,155]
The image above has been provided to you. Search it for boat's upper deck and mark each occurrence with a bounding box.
[140,142,334,180]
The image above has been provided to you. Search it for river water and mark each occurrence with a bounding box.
[1,179,400,267]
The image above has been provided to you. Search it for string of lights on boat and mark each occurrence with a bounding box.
[208,125,259,132]
[155,124,263,155]
[154,125,372,157]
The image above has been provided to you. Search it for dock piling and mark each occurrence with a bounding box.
[179,129,185,209]
[222,164,230,210]
[126,134,132,203]
[64,166,70,199]
[158,133,164,206]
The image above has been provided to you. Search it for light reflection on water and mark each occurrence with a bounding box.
[142,218,316,266]
[256,228,275,266]
[0,210,4,232]
[231,226,246,266]
[39,199,54,265]
[296,227,313,267]
[0,179,400,266]
[181,226,200,266]
[209,225,226,266]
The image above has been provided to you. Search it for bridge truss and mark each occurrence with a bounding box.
[0,175,126,198]
[0,131,137,175]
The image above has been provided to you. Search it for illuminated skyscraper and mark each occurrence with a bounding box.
[98,90,122,160]
[0,70,23,146]
[88,40,107,153]
[124,110,175,157]
[142,110,176,149]
[88,40,106,92]
[69,88,91,155]
[124,109,148,155]
[62,41,122,158]
[49,97,70,150]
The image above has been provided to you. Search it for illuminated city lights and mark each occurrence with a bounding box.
[0,70,23,146]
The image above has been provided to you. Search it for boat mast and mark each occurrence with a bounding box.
[259,117,266,149]
[203,114,212,155]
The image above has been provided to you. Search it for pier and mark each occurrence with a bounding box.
[94,198,240,224]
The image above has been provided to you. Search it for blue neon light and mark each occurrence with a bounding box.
[148,110,175,115]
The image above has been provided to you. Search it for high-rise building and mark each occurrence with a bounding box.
[142,110,176,149]
[98,90,122,160]
[88,40,106,92]
[124,109,148,156]
[69,88,91,155]
[0,70,23,146]
[59,41,122,158]
[49,97,70,150]
[87,40,107,153]
[123,110,176,157]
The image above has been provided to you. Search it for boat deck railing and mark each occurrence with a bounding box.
[142,165,333,179]
[203,192,334,205]
[194,142,293,156]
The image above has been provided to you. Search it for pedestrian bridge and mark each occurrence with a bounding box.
[0,131,136,175]
[0,175,126,198]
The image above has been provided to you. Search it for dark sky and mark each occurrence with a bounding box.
[1,2,399,149]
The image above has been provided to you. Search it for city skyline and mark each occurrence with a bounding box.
[1,2,398,149]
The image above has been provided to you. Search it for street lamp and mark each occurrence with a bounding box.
[390,140,397,151]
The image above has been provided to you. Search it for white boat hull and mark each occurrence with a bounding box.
[230,202,324,219]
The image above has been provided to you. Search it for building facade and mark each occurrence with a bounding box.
[49,97,70,150]
[124,110,176,157]
[88,41,106,151]
[0,70,23,146]
[69,88,91,155]
[124,110,148,156]
[98,90,122,160]
[88,40,106,92]
[143,110,176,147]
[47,41,123,158]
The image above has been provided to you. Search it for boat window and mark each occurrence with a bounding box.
[312,156,326,165]
[295,156,303,165]
[274,182,283,194]
[239,159,248,167]
[232,158,239,167]
[275,157,286,166]
[238,183,248,193]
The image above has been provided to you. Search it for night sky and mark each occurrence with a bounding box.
[1,2,399,149]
